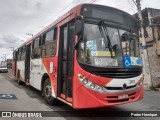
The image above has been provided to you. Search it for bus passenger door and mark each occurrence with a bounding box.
[13,51,18,77]
[58,22,74,103]
[25,44,31,82]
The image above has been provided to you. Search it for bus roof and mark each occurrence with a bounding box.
[15,3,138,50]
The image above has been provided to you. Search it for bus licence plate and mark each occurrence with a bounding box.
[118,94,128,100]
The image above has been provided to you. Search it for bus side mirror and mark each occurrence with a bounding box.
[75,16,84,35]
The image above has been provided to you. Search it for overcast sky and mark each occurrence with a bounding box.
[0,0,159,61]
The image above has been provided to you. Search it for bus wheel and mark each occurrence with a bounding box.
[17,72,23,85]
[43,78,58,105]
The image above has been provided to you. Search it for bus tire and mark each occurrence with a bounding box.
[17,71,23,85]
[43,78,58,105]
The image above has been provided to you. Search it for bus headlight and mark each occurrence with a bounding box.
[78,74,103,93]
[82,78,88,85]
[90,83,96,89]
[96,86,103,92]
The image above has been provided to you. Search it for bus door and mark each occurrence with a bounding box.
[25,44,31,82]
[58,22,75,102]
[13,51,18,77]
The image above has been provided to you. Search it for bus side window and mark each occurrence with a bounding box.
[21,45,26,61]
[32,37,41,59]
[18,48,22,61]
[17,49,20,61]
[42,34,46,57]
[13,52,15,61]
[42,27,57,57]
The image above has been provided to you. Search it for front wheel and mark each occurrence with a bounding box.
[43,78,58,105]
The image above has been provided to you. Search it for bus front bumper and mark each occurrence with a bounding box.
[73,85,143,109]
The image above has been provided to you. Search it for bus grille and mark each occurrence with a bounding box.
[93,70,142,78]
[104,84,136,90]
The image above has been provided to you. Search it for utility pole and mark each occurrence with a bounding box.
[9,47,14,61]
[136,0,152,89]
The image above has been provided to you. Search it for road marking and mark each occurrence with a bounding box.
[0,94,17,100]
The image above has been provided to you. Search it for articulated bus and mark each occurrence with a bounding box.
[12,4,143,109]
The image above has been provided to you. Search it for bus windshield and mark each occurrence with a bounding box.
[78,23,139,68]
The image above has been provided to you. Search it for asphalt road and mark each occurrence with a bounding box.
[0,70,160,120]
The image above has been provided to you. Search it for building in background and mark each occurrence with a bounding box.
[6,59,13,69]
[0,61,7,67]
[0,61,8,73]
[134,8,160,88]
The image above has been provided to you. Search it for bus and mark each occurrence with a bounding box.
[12,4,144,109]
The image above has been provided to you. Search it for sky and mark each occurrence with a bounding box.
[0,0,159,61]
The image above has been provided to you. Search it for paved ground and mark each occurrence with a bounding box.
[0,70,160,120]
[0,70,64,120]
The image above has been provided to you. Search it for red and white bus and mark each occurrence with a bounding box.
[12,4,144,109]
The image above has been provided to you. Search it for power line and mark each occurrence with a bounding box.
[41,0,83,27]
[132,0,137,6]
[127,0,136,13]
[90,0,97,3]
[91,0,130,9]
[26,0,84,38]
[45,3,73,23]
[115,1,131,8]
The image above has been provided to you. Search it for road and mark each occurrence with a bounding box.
[0,70,159,120]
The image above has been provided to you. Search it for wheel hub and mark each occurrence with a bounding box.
[45,85,52,98]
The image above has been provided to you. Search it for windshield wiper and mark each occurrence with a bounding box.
[74,35,82,49]
[98,21,114,57]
